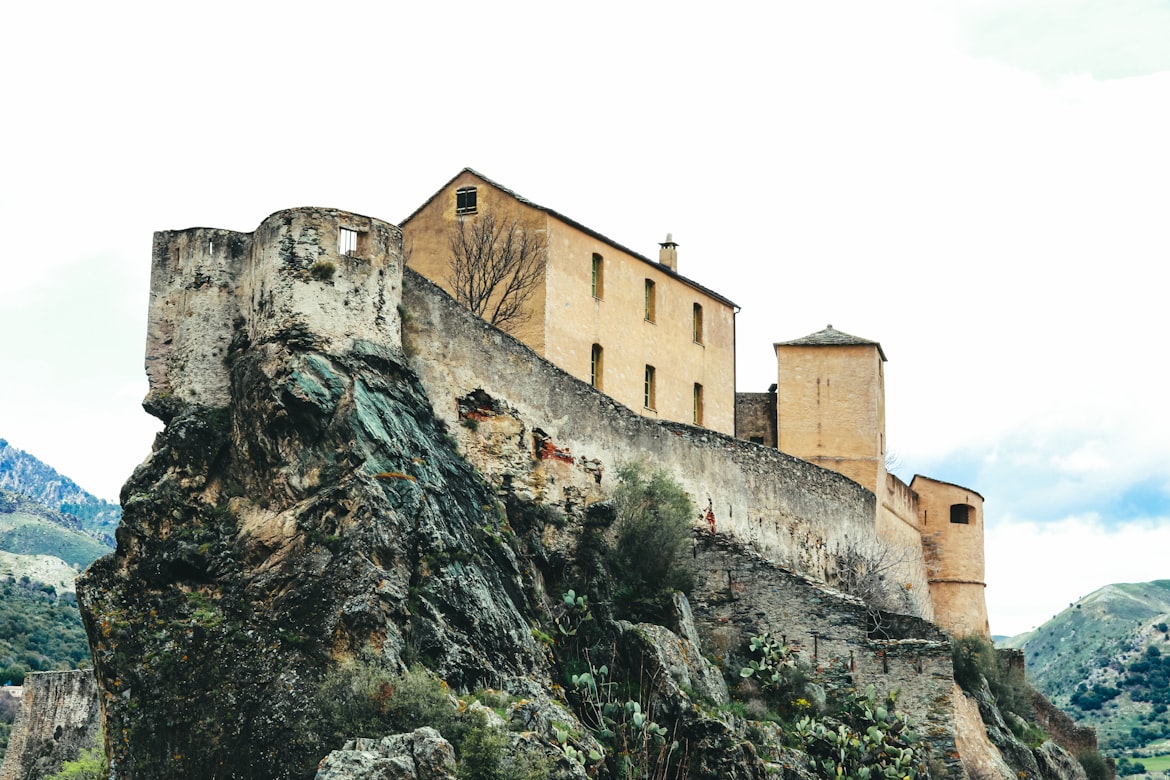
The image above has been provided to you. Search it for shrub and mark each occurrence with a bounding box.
[316,656,464,746]
[309,260,336,281]
[608,462,695,622]
[1077,750,1110,780]
[46,739,106,780]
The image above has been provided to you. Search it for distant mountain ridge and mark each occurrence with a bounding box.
[1002,580,1170,754]
[0,439,120,537]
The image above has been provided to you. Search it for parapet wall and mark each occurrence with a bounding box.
[0,670,101,780]
[145,208,402,418]
[403,269,930,592]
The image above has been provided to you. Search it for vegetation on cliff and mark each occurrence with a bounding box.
[1004,580,1170,757]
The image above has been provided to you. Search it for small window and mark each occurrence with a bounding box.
[644,365,656,410]
[950,504,972,524]
[692,303,704,344]
[455,186,478,215]
[339,227,359,256]
[591,343,603,389]
[749,436,765,445]
[693,383,704,425]
[591,253,604,299]
[644,279,656,322]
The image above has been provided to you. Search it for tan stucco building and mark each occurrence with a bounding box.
[737,325,991,638]
[402,169,738,435]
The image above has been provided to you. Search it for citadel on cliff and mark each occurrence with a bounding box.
[0,170,1095,780]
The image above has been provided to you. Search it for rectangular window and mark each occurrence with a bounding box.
[693,383,703,425]
[644,365,656,410]
[692,303,704,344]
[591,343,603,389]
[644,279,656,322]
[455,186,478,215]
[591,253,604,299]
[339,227,359,256]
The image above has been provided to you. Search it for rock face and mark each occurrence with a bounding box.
[0,670,101,780]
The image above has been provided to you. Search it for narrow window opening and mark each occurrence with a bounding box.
[644,279,656,322]
[950,504,972,524]
[749,436,765,445]
[339,227,359,256]
[591,253,604,299]
[591,343,603,389]
[693,383,704,425]
[644,365,656,410]
[455,186,478,215]
[692,303,704,344]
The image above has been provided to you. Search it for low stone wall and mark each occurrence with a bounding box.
[0,670,101,780]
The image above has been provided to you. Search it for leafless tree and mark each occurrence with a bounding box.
[448,209,548,332]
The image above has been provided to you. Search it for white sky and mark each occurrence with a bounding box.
[2,1,1168,636]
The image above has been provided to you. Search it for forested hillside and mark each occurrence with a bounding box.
[1003,581,1170,759]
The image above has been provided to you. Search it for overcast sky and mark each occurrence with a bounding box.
[2,1,1168,637]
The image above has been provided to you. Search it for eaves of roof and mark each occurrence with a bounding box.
[774,325,888,362]
[401,167,739,310]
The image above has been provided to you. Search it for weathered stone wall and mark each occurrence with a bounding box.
[402,269,915,587]
[734,390,776,447]
[145,208,401,420]
[685,531,960,776]
[0,670,101,780]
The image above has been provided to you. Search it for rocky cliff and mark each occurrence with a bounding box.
[0,670,100,780]
[73,207,1095,780]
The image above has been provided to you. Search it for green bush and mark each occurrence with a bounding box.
[457,713,551,780]
[316,657,464,746]
[608,462,696,622]
[45,740,106,780]
[1077,749,1110,780]
[951,635,1035,725]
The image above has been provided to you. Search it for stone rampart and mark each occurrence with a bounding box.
[0,670,101,780]
[402,269,915,588]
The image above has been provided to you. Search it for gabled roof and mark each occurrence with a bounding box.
[775,325,887,361]
[401,167,739,310]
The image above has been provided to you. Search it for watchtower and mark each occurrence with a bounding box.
[914,475,990,637]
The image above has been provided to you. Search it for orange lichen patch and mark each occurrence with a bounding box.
[536,439,574,463]
[374,472,417,482]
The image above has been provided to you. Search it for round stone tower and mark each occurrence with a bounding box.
[913,475,990,637]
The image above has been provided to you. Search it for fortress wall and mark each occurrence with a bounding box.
[146,227,248,411]
[734,391,777,447]
[243,208,401,354]
[0,670,102,780]
[686,532,958,774]
[876,474,934,621]
[403,269,907,586]
[145,208,403,420]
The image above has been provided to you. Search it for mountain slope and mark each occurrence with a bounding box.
[1003,580,1170,751]
[0,491,112,569]
[0,439,120,537]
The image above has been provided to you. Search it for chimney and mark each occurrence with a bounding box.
[658,233,678,272]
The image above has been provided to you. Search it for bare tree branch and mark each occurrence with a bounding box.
[448,210,548,332]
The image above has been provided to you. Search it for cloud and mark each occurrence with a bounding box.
[986,514,1170,636]
[957,0,1170,79]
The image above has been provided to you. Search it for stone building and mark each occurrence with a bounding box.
[401,169,738,435]
[736,325,990,637]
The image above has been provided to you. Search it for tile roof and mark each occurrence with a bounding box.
[775,325,887,361]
